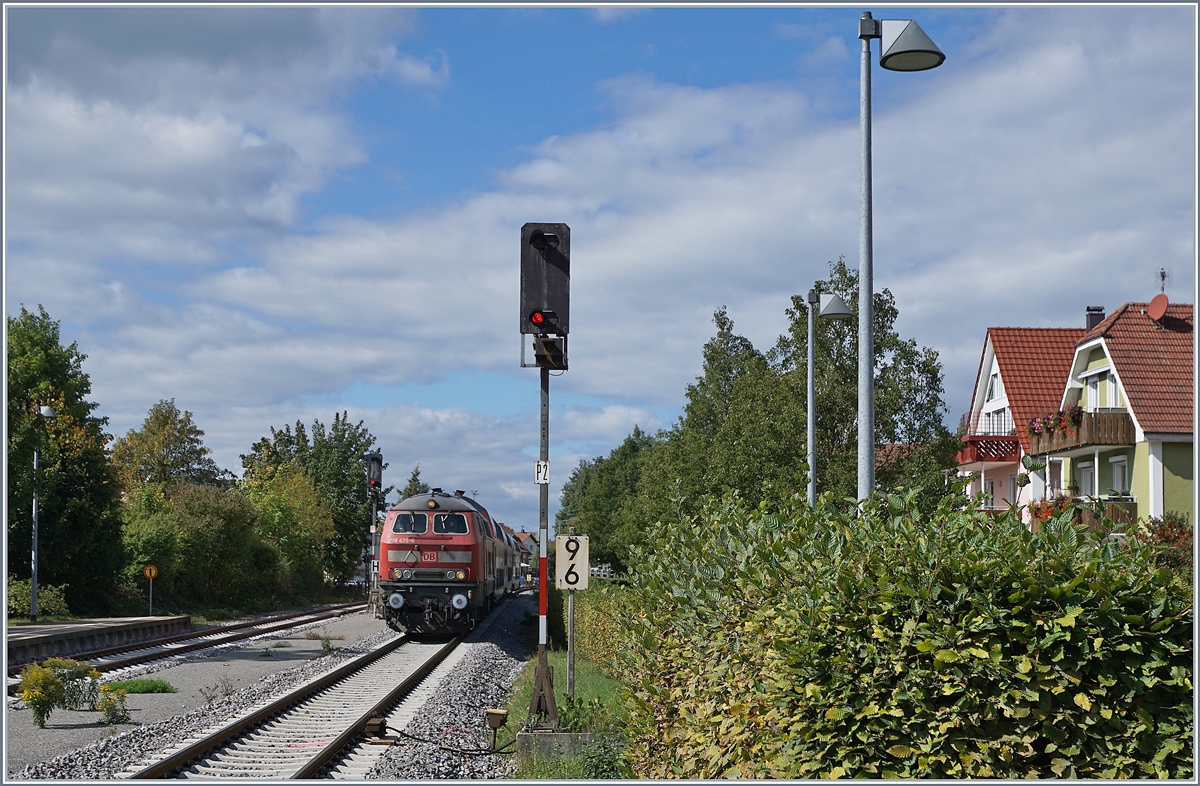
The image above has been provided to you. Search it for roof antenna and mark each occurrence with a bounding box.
[1158,267,1170,294]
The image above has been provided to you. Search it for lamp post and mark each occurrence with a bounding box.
[807,289,853,507]
[31,404,56,623]
[857,11,945,501]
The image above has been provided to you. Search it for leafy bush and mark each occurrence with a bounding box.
[7,578,71,618]
[97,684,130,724]
[616,490,1193,779]
[563,582,631,679]
[42,657,100,710]
[18,664,64,728]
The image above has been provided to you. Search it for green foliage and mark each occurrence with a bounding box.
[18,664,64,728]
[241,413,390,581]
[7,578,71,618]
[7,305,124,615]
[97,684,130,724]
[399,464,430,500]
[243,465,335,596]
[110,399,231,494]
[106,677,176,694]
[42,657,101,710]
[121,483,279,610]
[559,582,632,679]
[615,491,1193,779]
[556,428,657,573]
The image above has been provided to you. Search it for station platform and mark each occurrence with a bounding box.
[6,616,191,667]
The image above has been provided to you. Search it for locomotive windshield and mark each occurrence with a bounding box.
[392,512,428,533]
[433,513,468,534]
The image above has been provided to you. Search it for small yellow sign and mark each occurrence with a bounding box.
[143,564,158,580]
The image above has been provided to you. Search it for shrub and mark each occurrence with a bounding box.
[42,657,100,710]
[18,664,64,728]
[97,684,130,724]
[106,678,176,694]
[616,490,1193,779]
[7,578,71,618]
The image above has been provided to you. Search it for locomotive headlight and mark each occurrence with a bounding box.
[445,570,456,580]
[387,593,405,610]
[451,594,468,610]
[392,568,402,580]
[455,569,466,580]
[402,569,412,579]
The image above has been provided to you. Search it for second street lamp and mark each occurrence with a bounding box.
[31,403,56,623]
[857,11,944,502]
[807,289,853,507]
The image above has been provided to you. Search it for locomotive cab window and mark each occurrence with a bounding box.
[433,513,468,534]
[392,512,428,534]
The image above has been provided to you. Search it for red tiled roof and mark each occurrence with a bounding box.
[1081,303,1193,434]
[987,327,1087,453]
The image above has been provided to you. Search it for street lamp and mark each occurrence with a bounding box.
[806,288,854,504]
[31,403,55,623]
[857,11,944,501]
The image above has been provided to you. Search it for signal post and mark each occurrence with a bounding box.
[520,222,569,730]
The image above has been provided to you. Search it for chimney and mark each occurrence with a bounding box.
[1086,306,1105,330]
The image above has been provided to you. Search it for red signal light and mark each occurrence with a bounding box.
[530,311,545,326]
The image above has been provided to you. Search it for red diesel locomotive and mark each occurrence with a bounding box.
[376,488,520,635]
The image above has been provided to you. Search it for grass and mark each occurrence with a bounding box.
[500,648,632,778]
[105,678,177,694]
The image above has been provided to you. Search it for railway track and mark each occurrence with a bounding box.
[121,632,465,779]
[7,604,365,695]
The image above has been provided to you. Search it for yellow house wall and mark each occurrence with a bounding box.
[1162,442,1194,521]
[1131,441,1151,515]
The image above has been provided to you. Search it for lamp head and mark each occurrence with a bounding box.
[819,293,853,320]
[38,405,55,418]
[879,19,945,72]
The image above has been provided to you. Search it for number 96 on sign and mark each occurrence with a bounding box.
[554,534,589,591]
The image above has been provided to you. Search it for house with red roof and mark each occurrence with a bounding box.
[1027,299,1193,523]
[957,325,1085,512]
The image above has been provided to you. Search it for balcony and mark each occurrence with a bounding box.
[955,410,1020,466]
[1028,410,1135,455]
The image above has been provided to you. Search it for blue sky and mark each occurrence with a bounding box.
[4,4,1195,531]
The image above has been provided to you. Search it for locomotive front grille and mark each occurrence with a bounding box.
[410,569,456,580]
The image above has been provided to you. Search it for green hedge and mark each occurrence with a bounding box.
[555,581,632,679]
[7,577,71,618]
[615,492,1193,779]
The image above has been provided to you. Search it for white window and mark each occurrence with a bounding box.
[986,372,1003,402]
[1079,462,1094,497]
[1087,376,1099,412]
[1008,474,1018,505]
[983,478,995,507]
[1110,457,1128,494]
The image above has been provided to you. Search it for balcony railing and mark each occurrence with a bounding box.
[956,410,1020,465]
[1028,411,1135,455]
[959,409,1016,437]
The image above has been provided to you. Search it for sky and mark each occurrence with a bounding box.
[4,3,1196,533]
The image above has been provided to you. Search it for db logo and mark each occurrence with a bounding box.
[420,551,438,563]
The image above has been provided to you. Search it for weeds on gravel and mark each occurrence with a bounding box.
[198,675,237,706]
[97,685,131,724]
[107,678,176,694]
[304,628,345,656]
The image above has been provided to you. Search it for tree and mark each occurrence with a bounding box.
[242,412,390,581]
[111,400,230,494]
[6,305,124,615]
[243,465,335,596]
[557,427,658,573]
[400,465,430,500]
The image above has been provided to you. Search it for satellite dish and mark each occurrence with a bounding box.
[1148,293,1169,322]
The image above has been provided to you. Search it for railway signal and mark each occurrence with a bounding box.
[520,221,570,730]
[556,532,589,699]
[364,451,384,599]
